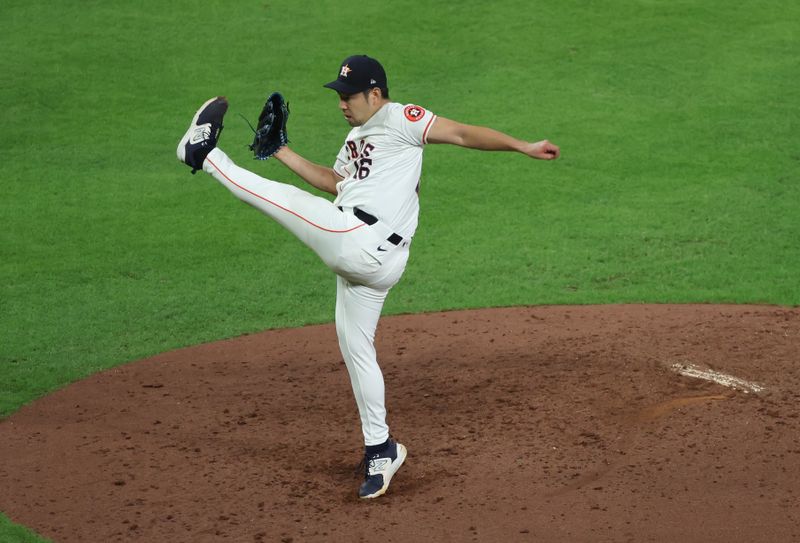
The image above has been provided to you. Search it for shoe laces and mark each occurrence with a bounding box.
[357,438,396,478]
[356,453,377,478]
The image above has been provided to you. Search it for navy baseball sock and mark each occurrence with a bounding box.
[365,439,390,455]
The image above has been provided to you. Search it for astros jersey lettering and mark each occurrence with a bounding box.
[333,103,437,239]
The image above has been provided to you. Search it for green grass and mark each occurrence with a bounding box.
[1,0,799,540]
[0,515,50,543]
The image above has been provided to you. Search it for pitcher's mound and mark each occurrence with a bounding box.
[2,305,799,542]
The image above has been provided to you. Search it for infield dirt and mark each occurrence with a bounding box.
[2,304,799,542]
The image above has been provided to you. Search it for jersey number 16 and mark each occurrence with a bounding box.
[347,140,375,180]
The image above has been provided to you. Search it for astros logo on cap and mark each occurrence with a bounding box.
[340,64,352,77]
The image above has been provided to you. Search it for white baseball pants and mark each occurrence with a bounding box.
[203,148,409,446]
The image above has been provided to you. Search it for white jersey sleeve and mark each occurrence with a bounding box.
[394,104,437,147]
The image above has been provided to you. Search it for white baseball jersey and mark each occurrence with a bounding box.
[332,102,437,239]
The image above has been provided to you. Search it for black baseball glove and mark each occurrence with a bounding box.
[248,92,289,160]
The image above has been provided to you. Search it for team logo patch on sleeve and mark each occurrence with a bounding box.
[404,105,426,122]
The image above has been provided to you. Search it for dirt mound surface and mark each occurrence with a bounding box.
[2,305,799,542]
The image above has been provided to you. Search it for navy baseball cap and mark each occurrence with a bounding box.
[323,55,387,95]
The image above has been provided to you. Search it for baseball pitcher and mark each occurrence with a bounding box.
[177,54,560,499]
